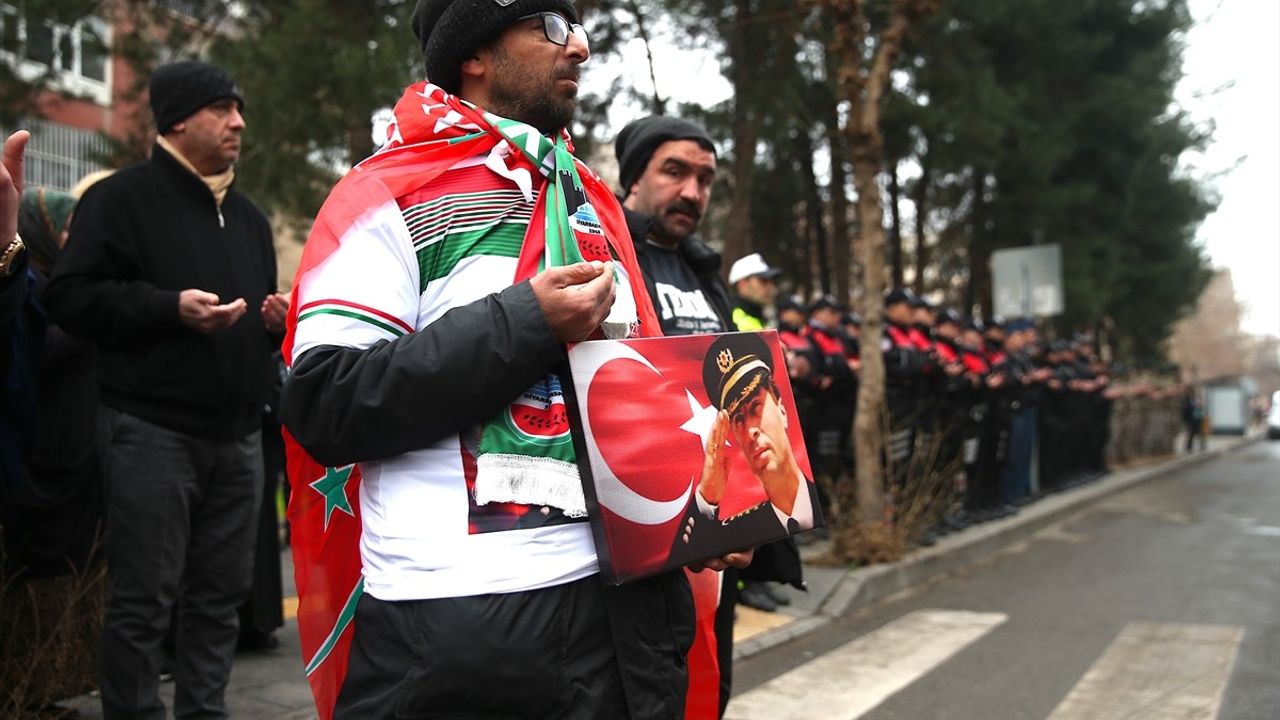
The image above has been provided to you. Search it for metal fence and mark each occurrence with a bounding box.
[2,118,109,193]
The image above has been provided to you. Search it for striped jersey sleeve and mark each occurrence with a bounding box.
[292,199,421,359]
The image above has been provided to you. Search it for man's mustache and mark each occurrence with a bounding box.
[666,200,702,222]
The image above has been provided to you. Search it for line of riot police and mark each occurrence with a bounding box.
[774,287,1133,546]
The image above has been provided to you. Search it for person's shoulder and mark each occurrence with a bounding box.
[679,235,723,276]
[621,206,653,248]
[680,234,719,260]
[226,188,271,227]
[88,159,150,194]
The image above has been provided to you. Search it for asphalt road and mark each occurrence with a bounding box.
[729,440,1280,720]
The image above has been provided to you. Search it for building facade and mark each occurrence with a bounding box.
[1,1,204,191]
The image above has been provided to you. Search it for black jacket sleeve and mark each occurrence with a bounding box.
[0,251,28,325]
[280,281,566,467]
[43,186,182,345]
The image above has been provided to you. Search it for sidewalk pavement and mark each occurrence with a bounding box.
[61,435,1259,719]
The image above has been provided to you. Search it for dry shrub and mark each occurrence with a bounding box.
[0,533,106,718]
[817,409,965,567]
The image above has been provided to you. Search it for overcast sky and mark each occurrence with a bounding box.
[1177,0,1279,336]
[588,0,1279,337]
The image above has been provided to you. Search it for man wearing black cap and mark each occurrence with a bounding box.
[777,297,828,500]
[805,295,857,483]
[277,5,733,719]
[882,288,928,493]
[45,60,285,719]
[907,296,942,467]
[614,115,732,336]
[998,319,1049,506]
[841,311,862,361]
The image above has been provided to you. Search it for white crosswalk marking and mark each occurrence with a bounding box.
[1046,622,1244,720]
[724,610,1008,720]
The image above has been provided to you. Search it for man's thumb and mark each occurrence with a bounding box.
[553,261,606,286]
[185,289,220,306]
[3,131,30,195]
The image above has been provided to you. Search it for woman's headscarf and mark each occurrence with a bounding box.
[18,188,76,275]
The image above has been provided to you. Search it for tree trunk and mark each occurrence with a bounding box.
[625,0,667,115]
[912,157,930,295]
[888,160,904,289]
[822,0,941,534]
[722,0,757,267]
[797,130,827,298]
[824,47,851,304]
[965,168,990,317]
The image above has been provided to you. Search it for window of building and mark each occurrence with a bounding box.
[0,3,112,106]
[80,17,107,82]
[57,27,73,71]
[0,6,17,55]
[0,118,110,194]
[23,14,51,65]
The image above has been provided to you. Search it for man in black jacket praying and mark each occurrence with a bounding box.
[45,60,286,720]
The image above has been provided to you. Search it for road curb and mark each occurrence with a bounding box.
[734,435,1263,661]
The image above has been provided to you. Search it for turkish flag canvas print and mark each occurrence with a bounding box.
[565,330,823,584]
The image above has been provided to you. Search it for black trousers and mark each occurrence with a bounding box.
[336,575,629,719]
[97,408,261,720]
[237,415,284,637]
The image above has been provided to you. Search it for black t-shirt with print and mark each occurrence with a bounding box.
[641,241,726,336]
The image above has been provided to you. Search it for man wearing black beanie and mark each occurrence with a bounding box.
[45,60,286,720]
[277,3,751,719]
[615,115,730,337]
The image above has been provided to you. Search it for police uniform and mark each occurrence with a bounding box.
[882,290,928,494]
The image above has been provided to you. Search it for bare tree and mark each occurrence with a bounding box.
[624,0,669,115]
[722,0,759,266]
[816,0,940,530]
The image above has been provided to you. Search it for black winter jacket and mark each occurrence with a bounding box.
[44,144,277,439]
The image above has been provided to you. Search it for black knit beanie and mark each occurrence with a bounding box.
[150,61,245,134]
[614,116,717,195]
[412,0,579,94]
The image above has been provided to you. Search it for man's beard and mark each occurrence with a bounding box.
[487,46,577,135]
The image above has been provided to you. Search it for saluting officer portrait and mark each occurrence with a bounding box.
[676,333,822,558]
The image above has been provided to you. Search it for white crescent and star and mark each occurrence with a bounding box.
[679,389,721,450]
[571,341,711,526]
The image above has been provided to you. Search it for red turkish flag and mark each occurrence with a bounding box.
[568,331,814,583]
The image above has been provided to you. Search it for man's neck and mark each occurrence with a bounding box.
[158,136,228,177]
[646,233,680,250]
[737,295,764,316]
[762,463,801,516]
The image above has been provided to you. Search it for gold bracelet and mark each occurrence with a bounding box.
[0,233,25,277]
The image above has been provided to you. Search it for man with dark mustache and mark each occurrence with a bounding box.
[616,116,733,336]
[616,116,805,718]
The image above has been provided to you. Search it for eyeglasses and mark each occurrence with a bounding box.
[519,12,588,49]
